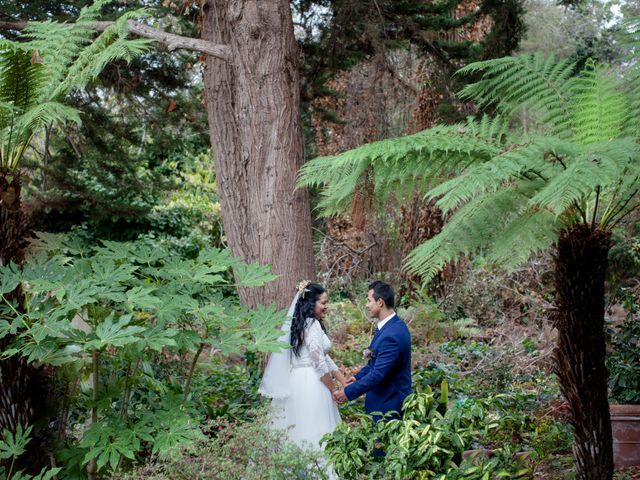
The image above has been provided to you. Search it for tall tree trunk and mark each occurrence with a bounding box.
[553,223,613,480]
[201,0,315,309]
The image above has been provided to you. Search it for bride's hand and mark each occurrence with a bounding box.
[345,376,357,386]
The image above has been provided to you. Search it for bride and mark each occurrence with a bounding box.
[259,281,346,454]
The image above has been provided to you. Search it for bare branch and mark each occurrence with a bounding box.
[0,20,232,62]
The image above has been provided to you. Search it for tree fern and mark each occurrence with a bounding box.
[299,53,640,281]
[0,0,151,171]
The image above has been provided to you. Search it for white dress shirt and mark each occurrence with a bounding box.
[377,312,395,331]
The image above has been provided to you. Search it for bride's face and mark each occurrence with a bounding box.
[314,292,329,320]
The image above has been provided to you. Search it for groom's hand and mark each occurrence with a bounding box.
[333,389,348,404]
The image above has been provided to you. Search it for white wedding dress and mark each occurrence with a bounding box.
[268,318,341,461]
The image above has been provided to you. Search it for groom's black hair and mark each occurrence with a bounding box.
[368,281,394,309]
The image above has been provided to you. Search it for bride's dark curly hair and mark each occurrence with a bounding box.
[290,283,327,357]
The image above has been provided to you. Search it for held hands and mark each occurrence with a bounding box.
[332,388,348,404]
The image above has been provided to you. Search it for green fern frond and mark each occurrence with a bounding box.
[487,209,558,270]
[15,102,81,132]
[570,62,627,144]
[458,53,575,135]
[0,46,45,112]
[427,137,552,213]
[529,139,637,216]
[23,22,96,97]
[297,117,508,216]
[76,0,113,23]
[404,188,527,279]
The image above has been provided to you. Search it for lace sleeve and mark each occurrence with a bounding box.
[305,320,332,377]
[326,354,338,372]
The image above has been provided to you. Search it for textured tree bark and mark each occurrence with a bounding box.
[553,224,613,480]
[201,0,315,308]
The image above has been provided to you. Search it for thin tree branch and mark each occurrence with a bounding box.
[0,20,232,61]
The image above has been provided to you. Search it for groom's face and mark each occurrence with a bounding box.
[366,289,382,319]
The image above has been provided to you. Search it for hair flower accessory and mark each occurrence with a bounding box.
[297,280,311,297]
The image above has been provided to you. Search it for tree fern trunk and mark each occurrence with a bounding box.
[0,170,28,266]
[0,169,35,466]
[553,223,613,480]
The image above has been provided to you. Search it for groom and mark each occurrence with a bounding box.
[333,281,412,421]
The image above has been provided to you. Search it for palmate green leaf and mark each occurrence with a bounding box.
[26,317,72,344]
[87,313,145,350]
[197,247,235,269]
[151,258,194,282]
[93,240,133,261]
[210,329,247,355]
[58,280,102,310]
[0,320,11,340]
[154,294,198,322]
[246,304,289,352]
[233,262,278,288]
[90,257,137,284]
[81,422,139,472]
[124,286,161,311]
[0,424,32,460]
[30,467,63,480]
[127,242,167,265]
[28,231,67,253]
[150,411,204,460]
[173,330,202,351]
[139,325,178,352]
[190,264,225,285]
[22,339,80,366]
[0,262,22,294]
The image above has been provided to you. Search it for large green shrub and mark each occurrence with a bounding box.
[0,233,285,478]
[324,384,531,480]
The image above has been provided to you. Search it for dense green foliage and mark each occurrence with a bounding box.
[0,233,284,478]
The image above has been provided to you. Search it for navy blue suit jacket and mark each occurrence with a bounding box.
[344,314,412,419]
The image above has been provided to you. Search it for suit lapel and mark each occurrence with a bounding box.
[370,315,398,348]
